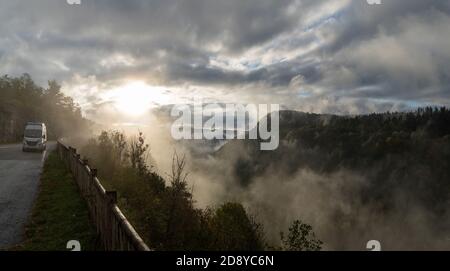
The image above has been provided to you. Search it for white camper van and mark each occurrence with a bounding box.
[22,122,47,152]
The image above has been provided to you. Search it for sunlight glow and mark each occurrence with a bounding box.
[107,81,170,116]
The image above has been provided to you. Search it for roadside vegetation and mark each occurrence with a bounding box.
[80,131,320,251]
[16,151,99,251]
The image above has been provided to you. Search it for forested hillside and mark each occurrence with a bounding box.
[227,108,450,176]
[216,108,450,249]
[0,74,90,143]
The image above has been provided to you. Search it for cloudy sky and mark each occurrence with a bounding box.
[1,0,450,120]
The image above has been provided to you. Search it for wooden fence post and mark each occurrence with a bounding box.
[56,141,150,251]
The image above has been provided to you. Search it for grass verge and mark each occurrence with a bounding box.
[15,151,100,251]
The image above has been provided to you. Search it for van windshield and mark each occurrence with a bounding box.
[24,129,42,138]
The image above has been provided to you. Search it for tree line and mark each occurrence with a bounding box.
[0,74,90,143]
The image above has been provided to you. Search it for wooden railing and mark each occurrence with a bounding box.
[57,141,150,251]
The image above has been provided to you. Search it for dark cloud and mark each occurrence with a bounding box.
[0,0,449,114]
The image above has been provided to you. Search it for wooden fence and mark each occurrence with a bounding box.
[57,141,150,251]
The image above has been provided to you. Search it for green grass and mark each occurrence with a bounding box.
[16,151,100,251]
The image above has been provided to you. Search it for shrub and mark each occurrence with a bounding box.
[280,220,323,251]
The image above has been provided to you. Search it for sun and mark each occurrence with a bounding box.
[108,81,169,116]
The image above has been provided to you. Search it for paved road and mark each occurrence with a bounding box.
[0,142,55,249]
